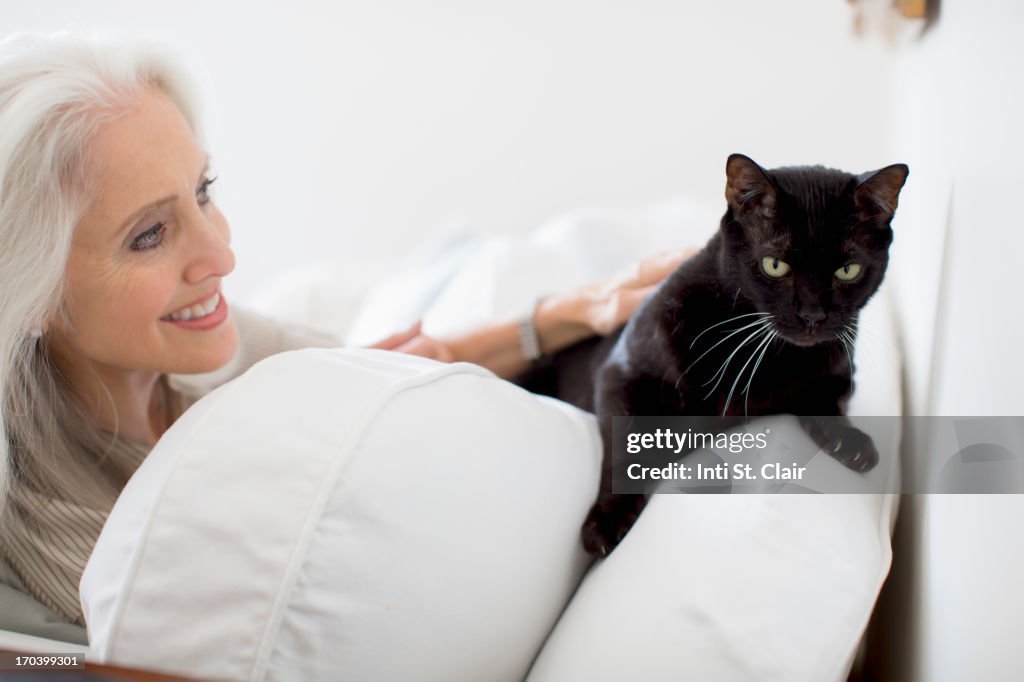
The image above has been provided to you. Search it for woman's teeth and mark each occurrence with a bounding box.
[164,292,220,322]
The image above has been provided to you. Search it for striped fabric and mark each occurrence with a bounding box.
[0,308,341,626]
[2,445,145,625]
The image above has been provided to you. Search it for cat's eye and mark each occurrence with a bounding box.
[761,256,791,278]
[835,263,862,281]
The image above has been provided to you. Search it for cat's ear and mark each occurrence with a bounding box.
[854,164,909,221]
[726,154,777,219]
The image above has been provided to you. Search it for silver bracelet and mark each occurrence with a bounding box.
[518,300,544,361]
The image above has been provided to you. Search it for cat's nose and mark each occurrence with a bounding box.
[799,308,826,326]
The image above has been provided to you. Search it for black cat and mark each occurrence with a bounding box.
[517,154,908,557]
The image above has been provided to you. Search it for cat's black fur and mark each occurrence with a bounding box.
[517,154,908,557]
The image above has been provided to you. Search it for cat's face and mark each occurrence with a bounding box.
[720,154,908,347]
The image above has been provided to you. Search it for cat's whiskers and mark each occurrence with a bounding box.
[688,311,771,351]
[702,319,774,398]
[845,323,881,378]
[683,315,773,379]
[836,328,854,369]
[845,319,890,377]
[723,327,777,417]
[741,330,778,416]
[845,323,861,350]
[674,315,772,391]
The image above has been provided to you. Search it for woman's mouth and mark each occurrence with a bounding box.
[160,290,229,330]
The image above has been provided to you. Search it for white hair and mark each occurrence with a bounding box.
[0,32,202,521]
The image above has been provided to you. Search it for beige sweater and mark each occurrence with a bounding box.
[0,308,341,629]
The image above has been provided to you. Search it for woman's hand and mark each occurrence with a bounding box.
[368,247,697,377]
[565,248,696,335]
[534,247,696,351]
[368,321,455,362]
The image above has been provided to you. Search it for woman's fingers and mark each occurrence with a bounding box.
[394,335,456,363]
[367,321,456,363]
[590,285,658,335]
[560,246,699,337]
[368,321,422,350]
[604,248,694,292]
[631,248,697,287]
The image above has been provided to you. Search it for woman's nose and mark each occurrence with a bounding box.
[183,211,235,285]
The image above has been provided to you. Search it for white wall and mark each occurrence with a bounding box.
[887,0,1024,419]
[2,1,892,304]
[883,1,1024,680]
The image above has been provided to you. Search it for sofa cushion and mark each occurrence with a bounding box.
[82,349,600,681]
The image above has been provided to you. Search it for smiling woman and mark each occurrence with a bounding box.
[0,34,226,629]
[47,88,239,447]
[0,32,685,636]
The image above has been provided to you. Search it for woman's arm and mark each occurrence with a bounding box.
[371,249,693,378]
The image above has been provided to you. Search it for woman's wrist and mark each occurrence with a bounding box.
[436,250,690,375]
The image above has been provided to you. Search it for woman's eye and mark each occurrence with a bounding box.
[197,175,217,205]
[760,255,791,278]
[130,222,166,252]
[835,262,862,281]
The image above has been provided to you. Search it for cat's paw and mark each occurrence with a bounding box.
[826,427,879,473]
[581,495,646,558]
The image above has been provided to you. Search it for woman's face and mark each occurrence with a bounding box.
[47,88,239,380]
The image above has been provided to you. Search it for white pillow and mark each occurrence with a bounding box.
[81,349,601,682]
[525,287,902,682]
